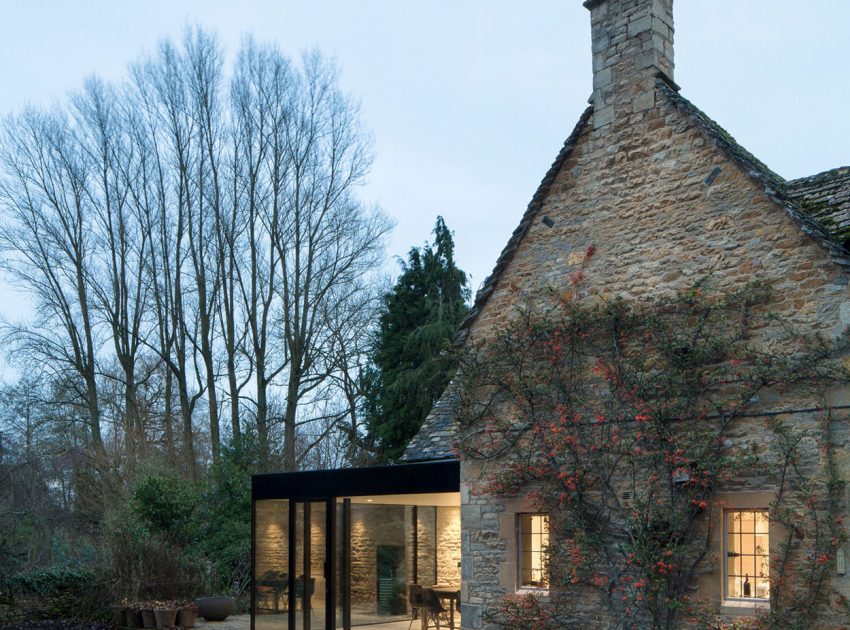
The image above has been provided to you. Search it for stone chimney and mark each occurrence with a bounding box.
[584,0,674,128]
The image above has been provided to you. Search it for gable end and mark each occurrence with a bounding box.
[657,80,850,272]
[455,105,593,342]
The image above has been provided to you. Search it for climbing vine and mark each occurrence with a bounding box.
[455,247,850,629]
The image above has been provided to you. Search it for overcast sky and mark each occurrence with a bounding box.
[1,0,848,309]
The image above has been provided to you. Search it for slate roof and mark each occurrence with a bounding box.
[786,167,850,243]
[404,79,850,463]
[401,382,459,462]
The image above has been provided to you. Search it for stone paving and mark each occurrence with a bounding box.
[195,614,250,630]
[208,616,424,630]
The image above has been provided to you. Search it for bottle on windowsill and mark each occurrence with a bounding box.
[743,574,751,598]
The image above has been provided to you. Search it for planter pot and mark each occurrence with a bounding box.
[112,606,128,626]
[126,608,143,628]
[176,607,196,628]
[153,608,177,629]
[141,608,156,629]
[196,596,235,621]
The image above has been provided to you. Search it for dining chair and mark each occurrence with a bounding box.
[407,583,424,630]
[421,588,451,629]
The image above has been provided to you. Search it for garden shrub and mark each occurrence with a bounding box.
[131,473,198,545]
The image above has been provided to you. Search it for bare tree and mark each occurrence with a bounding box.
[230,39,290,466]
[271,52,390,470]
[131,40,206,475]
[0,30,389,476]
[73,78,152,466]
[0,109,105,455]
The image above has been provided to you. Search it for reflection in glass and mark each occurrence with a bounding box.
[256,495,461,629]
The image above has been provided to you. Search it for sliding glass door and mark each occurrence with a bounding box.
[292,501,332,630]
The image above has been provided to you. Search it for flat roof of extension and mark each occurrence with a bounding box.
[252,459,460,502]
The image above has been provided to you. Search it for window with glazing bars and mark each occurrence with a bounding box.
[724,509,769,600]
[518,513,549,588]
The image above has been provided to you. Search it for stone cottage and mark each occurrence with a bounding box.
[251,1,850,628]
[406,0,850,627]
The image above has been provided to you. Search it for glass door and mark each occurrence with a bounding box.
[292,501,331,630]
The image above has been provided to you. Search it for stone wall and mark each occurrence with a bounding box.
[436,507,461,586]
[417,507,436,587]
[255,500,288,581]
[458,22,850,628]
[349,504,408,610]
[254,500,327,610]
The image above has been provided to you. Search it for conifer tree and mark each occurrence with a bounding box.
[364,216,470,461]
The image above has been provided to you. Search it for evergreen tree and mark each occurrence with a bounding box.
[365,216,470,461]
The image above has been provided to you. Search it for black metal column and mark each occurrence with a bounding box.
[288,503,296,629]
[303,502,311,630]
[325,499,335,630]
[343,499,351,630]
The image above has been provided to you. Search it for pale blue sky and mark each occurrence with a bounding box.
[1,0,848,305]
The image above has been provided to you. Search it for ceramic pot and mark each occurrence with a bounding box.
[196,596,235,621]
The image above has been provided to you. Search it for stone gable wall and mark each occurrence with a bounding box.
[458,86,850,628]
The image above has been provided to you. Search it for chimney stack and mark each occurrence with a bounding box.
[584,0,674,128]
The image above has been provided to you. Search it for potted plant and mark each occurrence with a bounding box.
[176,600,198,628]
[152,600,178,629]
[153,608,177,629]
[111,603,129,627]
[137,601,155,629]
[125,605,143,628]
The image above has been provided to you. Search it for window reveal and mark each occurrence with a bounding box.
[518,513,549,588]
[724,509,769,600]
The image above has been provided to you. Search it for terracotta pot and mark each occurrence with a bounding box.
[153,608,177,629]
[140,608,156,629]
[196,596,235,621]
[112,606,128,626]
[176,607,196,628]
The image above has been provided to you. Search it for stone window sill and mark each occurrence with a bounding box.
[515,587,549,598]
[720,600,769,617]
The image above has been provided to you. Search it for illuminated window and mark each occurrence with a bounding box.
[724,509,769,600]
[518,513,549,588]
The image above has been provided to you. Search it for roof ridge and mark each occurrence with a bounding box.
[787,165,850,188]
